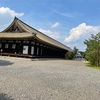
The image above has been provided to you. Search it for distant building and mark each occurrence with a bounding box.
[0,17,72,58]
[74,53,83,60]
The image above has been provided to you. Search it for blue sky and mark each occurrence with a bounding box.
[0,0,100,51]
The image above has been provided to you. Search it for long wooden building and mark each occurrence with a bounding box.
[0,17,72,58]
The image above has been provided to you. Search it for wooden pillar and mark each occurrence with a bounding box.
[38,44,41,56]
[28,41,31,55]
[39,46,42,56]
[42,46,45,57]
[40,44,43,56]
[34,42,37,56]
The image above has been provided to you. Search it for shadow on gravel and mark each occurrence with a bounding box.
[0,60,13,66]
[0,93,13,100]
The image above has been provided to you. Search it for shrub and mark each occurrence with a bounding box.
[65,51,75,60]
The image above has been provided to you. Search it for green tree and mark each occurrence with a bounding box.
[84,33,100,66]
[73,46,78,54]
[65,51,75,60]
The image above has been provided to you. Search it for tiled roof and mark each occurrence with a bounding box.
[0,17,72,51]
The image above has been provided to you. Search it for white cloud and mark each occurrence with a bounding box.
[51,22,60,28]
[0,7,24,31]
[54,10,74,18]
[39,28,60,39]
[65,23,100,43]
[0,7,24,17]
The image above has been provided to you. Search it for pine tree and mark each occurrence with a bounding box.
[84,33,100,66]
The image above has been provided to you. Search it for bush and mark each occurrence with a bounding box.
[65,51,75,60]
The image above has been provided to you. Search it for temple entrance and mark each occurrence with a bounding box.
[31,46,34,55]
[23,46,28,54]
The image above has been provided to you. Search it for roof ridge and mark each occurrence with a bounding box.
[0,17,72,51]
[17,18,72,51]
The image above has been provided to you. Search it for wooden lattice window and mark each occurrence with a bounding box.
[5,44,9,48]
[12,44,16,49]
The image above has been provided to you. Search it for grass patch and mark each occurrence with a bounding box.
[85,62,100,70]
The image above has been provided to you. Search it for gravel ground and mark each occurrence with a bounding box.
[0,56,100,100]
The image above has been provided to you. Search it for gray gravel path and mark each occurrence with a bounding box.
[0,57,100,100]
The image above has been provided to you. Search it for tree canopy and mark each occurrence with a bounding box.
[73,46,78,54]
[84,33,100,66]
